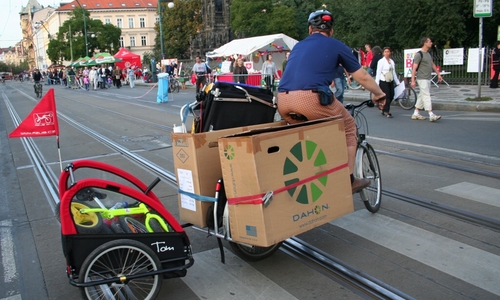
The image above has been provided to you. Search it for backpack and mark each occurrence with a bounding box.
[415,51,423,72]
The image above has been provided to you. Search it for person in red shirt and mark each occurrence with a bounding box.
[364,44,373,67]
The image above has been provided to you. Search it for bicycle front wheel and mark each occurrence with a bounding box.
[356,143,382,213]
[398,87,416,110]
[173,81,180,93]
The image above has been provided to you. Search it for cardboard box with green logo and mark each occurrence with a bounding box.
[171,121,286,227]
[218,118,353,247]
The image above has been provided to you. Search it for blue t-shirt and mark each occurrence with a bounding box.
[278,34,361,91]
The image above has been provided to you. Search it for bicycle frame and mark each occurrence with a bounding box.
[80,201,171,232]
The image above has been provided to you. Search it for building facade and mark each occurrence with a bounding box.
[18,0,233,69]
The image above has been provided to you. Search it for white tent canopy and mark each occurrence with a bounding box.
[206,33,298,58]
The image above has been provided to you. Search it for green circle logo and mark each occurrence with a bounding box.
[283,140,328,204]
[224,145,235,160]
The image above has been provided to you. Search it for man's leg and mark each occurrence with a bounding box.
[333,78,344,103]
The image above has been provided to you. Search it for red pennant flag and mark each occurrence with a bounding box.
[9,88,59,138]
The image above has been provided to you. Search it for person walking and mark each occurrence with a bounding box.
[375,47,399,118]
[192,56,210,94]
[490,41,500,88]
[112,66,122,88]
[89,67,98,90]
[128,67,135,88]
[410,37,442,122]
[331,64,349,103]
[369,46,383,77]
[261,54,280,90]
[277,9,386,194]
[364,44,374,74]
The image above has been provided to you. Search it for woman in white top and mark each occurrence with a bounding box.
[375,47,399,118]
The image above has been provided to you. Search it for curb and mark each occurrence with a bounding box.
[343,95,500,113]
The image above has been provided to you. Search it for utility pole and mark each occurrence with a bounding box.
[69,24,73,62]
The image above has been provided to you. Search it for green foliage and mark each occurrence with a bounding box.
[157,0,203,59]
[230,0,500,49]
[0,60,29,73]
[47,7,121,63]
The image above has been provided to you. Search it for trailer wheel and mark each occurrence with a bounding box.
[79,239,162,300]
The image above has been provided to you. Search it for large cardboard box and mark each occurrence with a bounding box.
[171,121,286,227]
[218,118,353,247]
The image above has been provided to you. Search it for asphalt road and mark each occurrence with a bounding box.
[1,80,499,300]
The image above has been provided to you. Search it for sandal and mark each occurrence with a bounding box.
[386,113,393,118]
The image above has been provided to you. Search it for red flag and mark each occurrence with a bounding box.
[9,88,59,138]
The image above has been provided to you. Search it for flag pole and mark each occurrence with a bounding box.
[57,135,62,171]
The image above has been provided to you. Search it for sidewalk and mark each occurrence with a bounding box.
[344,84,500,113]
[136,81,500,113]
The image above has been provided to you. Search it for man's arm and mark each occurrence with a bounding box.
[410,62,418,88]
[431,63,442,82]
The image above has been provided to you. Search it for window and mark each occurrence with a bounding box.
[128,18,134,28]
[119,37,124,47]
[116,18,123,28]
[141,36,147,46]
[104,18,111,24]
[155,17,159,23]
[139,17,145,28]
[130,36,136,47]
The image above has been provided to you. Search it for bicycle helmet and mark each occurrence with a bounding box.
[308,9,334,30]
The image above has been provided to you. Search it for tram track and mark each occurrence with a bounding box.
[281,237,414,300]
[4,84,500,298]
[4,87,413,298]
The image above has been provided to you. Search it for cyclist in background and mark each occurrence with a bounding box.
[277,9,386,193]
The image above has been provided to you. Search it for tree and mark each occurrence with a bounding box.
[47,7,121,63]
[156,0,203,59]
[229,0,499,50]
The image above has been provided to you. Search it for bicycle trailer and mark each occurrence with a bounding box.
[59,160,193,299]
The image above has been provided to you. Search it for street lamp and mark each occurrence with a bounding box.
[159,0,174,61]
[74,0,88,56]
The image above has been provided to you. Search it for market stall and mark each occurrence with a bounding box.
[206,33,298,87]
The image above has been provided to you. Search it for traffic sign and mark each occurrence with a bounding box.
[473,0,492,18]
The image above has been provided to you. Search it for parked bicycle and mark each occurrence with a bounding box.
[369,73,417,110]
[345,73,363,90]
[393,72,417,110]
[344,99,382,212]
[169,75,180,93]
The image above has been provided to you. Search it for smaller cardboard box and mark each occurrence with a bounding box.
[171,121,286,227]
[218,118,353,247]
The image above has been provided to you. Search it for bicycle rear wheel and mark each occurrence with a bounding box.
[398,87,416,110]
[356,143,382,213]
[347,78,362,90]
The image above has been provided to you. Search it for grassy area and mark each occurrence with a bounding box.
[465,96,493,101]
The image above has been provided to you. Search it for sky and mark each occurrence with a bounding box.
[0,0,61,48]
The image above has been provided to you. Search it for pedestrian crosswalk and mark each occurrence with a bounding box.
[436,181,500,208]
[330,210,500,296]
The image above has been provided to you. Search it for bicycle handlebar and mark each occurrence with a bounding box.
[344,99,375,112]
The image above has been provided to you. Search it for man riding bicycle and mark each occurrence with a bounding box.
[277,9,386,193]
[33,69,43,96]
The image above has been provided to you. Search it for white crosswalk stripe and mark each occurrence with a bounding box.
[331,209,500,296]
[436,182,500,208]
[182,248,298,300]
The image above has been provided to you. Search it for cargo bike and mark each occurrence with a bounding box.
[173,81,381,262]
